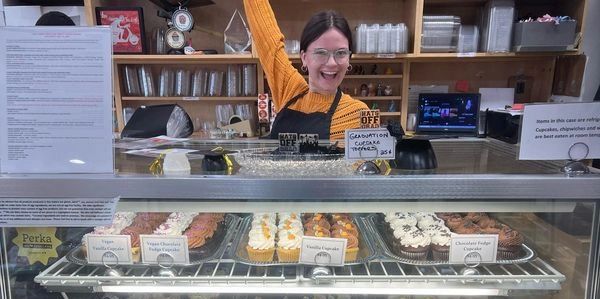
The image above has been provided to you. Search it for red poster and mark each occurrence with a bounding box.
[96,8,146,54]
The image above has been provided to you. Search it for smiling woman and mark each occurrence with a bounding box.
[243,0,368,140]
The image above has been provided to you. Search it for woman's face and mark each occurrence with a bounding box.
[301,28,350,95]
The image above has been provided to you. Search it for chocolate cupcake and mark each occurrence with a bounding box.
[464,212,487,223]
[399,230,431,260]
[453,221,483,234]
[430,231,451,261]
[445,214,466,230]
[477,216,499,229]
[497,226,524,259]
[435,212,457,222]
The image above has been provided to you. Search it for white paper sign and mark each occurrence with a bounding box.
[449,234,498,264]
[0,27,113,173]
[299,236,347,266]
[0,197,119,227]
[519,103,600,160]
[86,235,133,265]
[140,235,190,265]
[345,128,395,160]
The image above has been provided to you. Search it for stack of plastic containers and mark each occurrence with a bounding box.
[479,0,515,53]
[355,23,408,54]
[421,16,461,52]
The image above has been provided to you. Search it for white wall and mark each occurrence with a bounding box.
[581,0,600,100]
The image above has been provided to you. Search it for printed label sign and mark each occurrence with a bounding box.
[360,110,381,128]
[299,133,319,152]
[140,235,189,265]
[0,197,119,227]
[345,128,395,160]
[86,235,133,265]
[299,236,347,266]
[278,133,299,153]
[519,102,600,160]
[449,234,498,264]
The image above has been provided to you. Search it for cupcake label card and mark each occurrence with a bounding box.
[86,235,134,265]
[140,235,189,265]
[299,236,347,266]
[449,234,498,264]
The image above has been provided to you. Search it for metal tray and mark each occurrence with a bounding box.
[232,215,377,266]
[66,213,241,266]
[365,214,536,266]
[231,147,355,177]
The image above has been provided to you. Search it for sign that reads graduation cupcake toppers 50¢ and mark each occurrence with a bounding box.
[345,128,395,160]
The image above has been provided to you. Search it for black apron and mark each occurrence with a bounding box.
[269,88,342,139]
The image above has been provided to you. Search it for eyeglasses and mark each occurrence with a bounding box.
[311,48,351,64]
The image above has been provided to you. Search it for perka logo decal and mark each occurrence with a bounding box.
[12,227,62,265]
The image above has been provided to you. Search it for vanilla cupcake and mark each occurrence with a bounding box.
[246,226,275,262]
[276,230,302,262]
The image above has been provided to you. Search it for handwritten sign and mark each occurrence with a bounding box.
[140,235,189,265]
[86,235,133,265]
[299,236,347,266]
[519,102,600,160]
[360,110,380,128]
[345,128,395,160]
[449,234,498,264]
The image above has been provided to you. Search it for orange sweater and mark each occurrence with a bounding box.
[243,0,368,140]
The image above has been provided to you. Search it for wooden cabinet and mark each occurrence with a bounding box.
[82,0,589,133]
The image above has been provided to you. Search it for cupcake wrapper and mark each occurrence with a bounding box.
[497,249,519,260]
[344,247,359,262]
[400,249,429,261]
[246,245,275,262]
[276,248,300,262]
[432,250,449,261]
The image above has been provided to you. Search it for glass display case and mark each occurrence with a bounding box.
[0,138,598,299]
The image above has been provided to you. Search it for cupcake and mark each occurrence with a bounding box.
[332,230,359,262]
[464,212,487,223]
[477,216,499,229]
[246,226,276,262]
[276,230,302,262]
[435,212,456,221]
[399,230,431,260]
[305,226,330,238]
[417,215,444,230]
[331,220,359,237]
[497,226,524,259]
[390,224,419,253]
[453,221,483,234]
[430,231,451,261]
[445,214,466,230]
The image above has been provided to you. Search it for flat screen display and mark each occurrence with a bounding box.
[416,93,480,135]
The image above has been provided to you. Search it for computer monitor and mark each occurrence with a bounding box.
[416,93,481,136]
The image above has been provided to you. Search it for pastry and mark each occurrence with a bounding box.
[430,231,451,261]
[399,230,431,260]
[276,230,302,262]
[497,226,524,259]
[331,230,359,261]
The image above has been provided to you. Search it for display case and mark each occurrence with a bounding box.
[0,138,599,299]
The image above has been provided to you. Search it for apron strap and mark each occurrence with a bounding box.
[281,89,309,110]
[326,88,343,118]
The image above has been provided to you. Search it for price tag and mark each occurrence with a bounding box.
[519,102,600,160]
[86,235,133,265]
[299,133,319,152]
[299,236,347,266]
[449,234,498,264]
[140,235,189,265]
[278,133,299,153]
[344,128,395,160]
[375,53,397,59]
[360,109,380,128]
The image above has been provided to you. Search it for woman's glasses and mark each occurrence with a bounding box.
[311,48,351,64]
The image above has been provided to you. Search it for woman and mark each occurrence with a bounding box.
[243,0,368,140]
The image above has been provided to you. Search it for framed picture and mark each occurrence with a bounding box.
[96,7,146,54]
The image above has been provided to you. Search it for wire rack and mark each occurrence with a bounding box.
[36,251,564,295]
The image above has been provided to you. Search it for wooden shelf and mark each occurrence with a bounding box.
[113,54,257,64]
[380,112,401,116]
[357,96,402,101]
[409,51,580,61]
[122,96,257,101]
[303,75,403,79]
